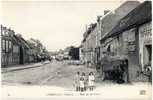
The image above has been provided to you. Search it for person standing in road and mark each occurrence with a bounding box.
[83,72,87,91]
[74,71,80,91]
[80,72,86,92]
[146,64,152,83]
[88,72,95,91]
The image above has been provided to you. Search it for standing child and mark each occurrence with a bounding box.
[74,71,80,91]
[88,72,95,91]
[80,72,85,92]
[82,72,87,91]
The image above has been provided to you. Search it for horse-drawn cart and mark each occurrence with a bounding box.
[98,55,128,83]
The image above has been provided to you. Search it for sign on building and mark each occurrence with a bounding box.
[127,28,136,52]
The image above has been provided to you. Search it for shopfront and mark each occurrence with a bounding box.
[139,22,152,71]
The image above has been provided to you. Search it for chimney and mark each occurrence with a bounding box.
[16,34,22,37]
[97,16,102,22]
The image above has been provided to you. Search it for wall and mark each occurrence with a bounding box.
[100,1,140,60]
[138,22,152,71]
[84,26,97,65]
[1,26,20,67]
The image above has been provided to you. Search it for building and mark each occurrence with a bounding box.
[99,1,140,61]
[81,23,97,67]
[1,25,36,67]
[79,44,84,63]
[100,1,152,82]
[69,46,80,60]
[14,34,31,64]
[1,25,20,66]
[81,1,140,68]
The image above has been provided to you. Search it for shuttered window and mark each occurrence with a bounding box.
[6,40,8,52]
[2,40,5,51]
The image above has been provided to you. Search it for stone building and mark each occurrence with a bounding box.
[68,46,80,60]
[81,23,97,67]
[1,25,35,67]
[81,1,140,68]
[101,1,152,82]
[99,1,140,61]
[1,25,20,66]
[15,34,31,64]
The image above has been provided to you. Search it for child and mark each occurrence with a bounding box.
[74,71,80,91]
[80,72,86,92]
[88,72,95,91]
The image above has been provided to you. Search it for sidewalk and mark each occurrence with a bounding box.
[1,61,50,73]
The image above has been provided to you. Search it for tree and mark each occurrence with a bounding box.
[27,38,49,60]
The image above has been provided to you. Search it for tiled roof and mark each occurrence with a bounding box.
[82,23,97,43]
[20,37,31,49]
[101,1,152,42]
[14,35,30,49]
[12,35,20,45]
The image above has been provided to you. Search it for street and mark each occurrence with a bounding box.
[1,60,151,99]
[2,60,97,88]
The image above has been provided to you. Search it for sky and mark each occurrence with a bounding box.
[1,0,127,52]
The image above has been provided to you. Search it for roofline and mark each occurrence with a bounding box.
[100,1,152,43]
[100,19,151,44]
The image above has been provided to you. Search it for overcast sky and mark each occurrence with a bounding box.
[1,0,126,51]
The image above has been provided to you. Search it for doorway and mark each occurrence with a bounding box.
[19,47,24,64]
[144,45,152,66]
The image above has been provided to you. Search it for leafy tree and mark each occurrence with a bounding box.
[27,38,49,58]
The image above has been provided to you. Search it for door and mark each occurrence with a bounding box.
[146,45,152,65]
[143,45,152,66]
[19,47,24,64]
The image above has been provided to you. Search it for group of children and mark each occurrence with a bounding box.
[74,71,95,92]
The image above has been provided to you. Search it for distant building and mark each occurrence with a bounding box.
[81,23,97,67]
[79,44,84,63]
[68,46,80,60]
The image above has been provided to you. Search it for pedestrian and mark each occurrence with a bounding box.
[82,72,87,91]
[80,72,86,92]
[74,71,80,91]
[88,72,95,91]
[146,65,152,83]
[122,60,128,83]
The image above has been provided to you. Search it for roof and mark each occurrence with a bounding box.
[12,35,20,45]
[82,23,97,43]
[101,1,152,42]
[14,35,30,49]
[20,37,31,49]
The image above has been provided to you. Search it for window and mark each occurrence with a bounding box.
[1,30,4,36]
[1,28,6,36]
[1,53,5,64]
[2,40,5,51]
[5,30,9,36]
[117,35,119,41]
[6,40,8,52]
[9,41,12,49]
[107,45,111,52]
[143,45,152,67]
[13,45,19,53]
